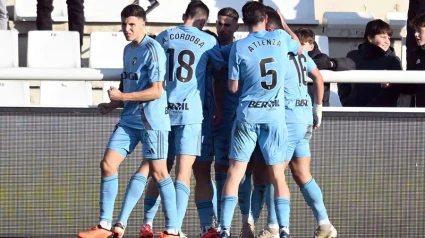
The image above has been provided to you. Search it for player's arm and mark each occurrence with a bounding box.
[98,79,124,114]
[277,9,303,55]
[212,69,226,126]
[110,81,163,102]
[308,68,324,129]
[109,44,165,102]
[308,68,324,106]
[227,43,240,94]
[208,41,227,71]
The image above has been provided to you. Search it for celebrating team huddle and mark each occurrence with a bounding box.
[77,1,337,238]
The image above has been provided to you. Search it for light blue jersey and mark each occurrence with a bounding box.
[156,25,226,125]
[284,51,317,125]
[228,30,300,124]
[119,36,170,131]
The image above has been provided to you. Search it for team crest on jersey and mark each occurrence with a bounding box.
[132,57,137,65]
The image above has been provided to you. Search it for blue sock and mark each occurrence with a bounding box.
[251,184,266,224]
[211,179,218,220]
[196,200,214,227]
[215,172,227,222]
[99,174,119,223]
[274,197,290,228]
[238,171,252,222]
[266,184,278,226]
[143,196,161,225]
[158,176,178,230]
[220,196,238,230]
[117,173,147,227]
[175,180,190,231]
[300,179,328,223]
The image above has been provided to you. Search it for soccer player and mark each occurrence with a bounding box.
[139,1,226,236]
[219,2,302,238]
[253,7,338,238]
[212,7,256,238]
[77,4,179,238]
[192,28,220,238]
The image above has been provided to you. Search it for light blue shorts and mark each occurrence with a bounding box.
[107,124,168,160]
[287,123,313,159]
[168,124,202,159]
[229,121,288,165]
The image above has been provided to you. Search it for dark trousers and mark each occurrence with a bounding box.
[36,0,85,47]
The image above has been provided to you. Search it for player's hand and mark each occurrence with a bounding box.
[212,110,223,127]
[108,86,123,101]
[276,8,288,26]
[313,104,322,130]
[98,103,113,115]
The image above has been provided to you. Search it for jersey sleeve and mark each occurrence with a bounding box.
[146,42,166,83]
[305,54,317,72]
[281,30,300,55]
[207,41,227,70]
[228,43,240,81]
[155,30,167,46]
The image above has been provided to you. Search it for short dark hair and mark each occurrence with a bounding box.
[121,4,146,21]
[184,0,209,20]
[265,6,282,30]
[363,19,393,42]
[242,1,266,26]
[410,12,425,31]
[295,27,315,44]
[218,7,239,22]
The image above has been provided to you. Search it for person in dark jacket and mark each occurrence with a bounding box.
[294,28,356,106]
[339,19,402,107]
[408,12,425,106]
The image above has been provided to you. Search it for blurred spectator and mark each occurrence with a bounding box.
[294,27,356,106]
[36,0,85,47]
[406,12,425,106]
[338,20,402,107]
[406,0,425,71]
[0,0,8,30]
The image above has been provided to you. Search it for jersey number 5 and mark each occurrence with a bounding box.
[167,48,195,83]
[260,57,277,90]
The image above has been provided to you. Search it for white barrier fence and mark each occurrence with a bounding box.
[0,68,424,83]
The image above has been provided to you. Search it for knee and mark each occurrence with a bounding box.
[291,169,312,186]
[100,159,116,176]
[214,162,228,174]
[150,168,168,182]
[193,167,211,182]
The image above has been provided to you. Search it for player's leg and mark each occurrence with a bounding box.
[237,156,255,238]
[258,123,292,238]
[140,132,176,238]
[213,135,231,228]
[251,150,268,224]
[78,124,139,238]
[220,122,257,237]
[239,159,254,223]
[144,130,179,237]
[112,160,150,238]
[289,125,337,238]
[252,145,279,238]
[193,134,217,237]
[174,124,202,232]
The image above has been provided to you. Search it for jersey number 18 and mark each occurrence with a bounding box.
[167,48,195,83]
